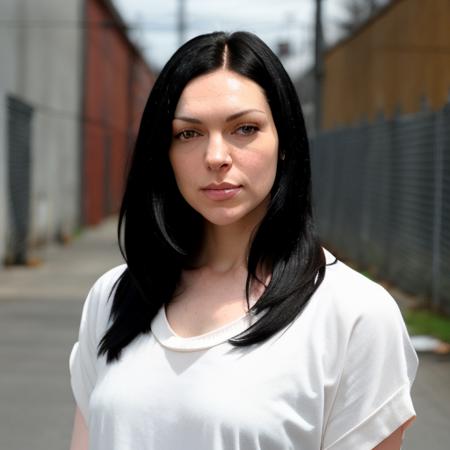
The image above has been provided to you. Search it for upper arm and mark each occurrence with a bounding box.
[373,417,415,450]
[69,286,99,422]
[70,406,89,450]
[69,266,124,423]
[322,283,418,449]
[372,424,404,450]
[69,267,126,448]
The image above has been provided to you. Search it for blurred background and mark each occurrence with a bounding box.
[0,0,449,448]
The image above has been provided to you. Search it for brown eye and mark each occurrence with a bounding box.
[235,125,259,136]
[176,130,200,140]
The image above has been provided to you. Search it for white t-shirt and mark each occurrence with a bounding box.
[70,250,418,450]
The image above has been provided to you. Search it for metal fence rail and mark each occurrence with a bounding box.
[311,103,450,314]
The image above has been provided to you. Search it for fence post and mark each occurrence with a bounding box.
[385,108,400,282]
[431,105,444,310]
[358,120,370,267]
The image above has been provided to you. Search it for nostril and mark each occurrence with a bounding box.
[205,148,232,170]
[206,160,231,171]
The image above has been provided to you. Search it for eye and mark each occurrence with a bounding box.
[175,129,201,140]
[235,124,259,136]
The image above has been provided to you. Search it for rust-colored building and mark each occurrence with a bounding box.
[82,0,155,225]
[322,0,450,130]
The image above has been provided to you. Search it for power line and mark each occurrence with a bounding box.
[0,18,313,31]
[30,99,134,137]
[0,19,173,31]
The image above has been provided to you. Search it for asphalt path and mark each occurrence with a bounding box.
[0,217,448,449]
[0,217,122,450]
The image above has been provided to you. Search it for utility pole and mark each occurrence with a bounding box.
[314,0,324,134]
[177,0,186,47]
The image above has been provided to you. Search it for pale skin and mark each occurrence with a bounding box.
[70,68,413,449]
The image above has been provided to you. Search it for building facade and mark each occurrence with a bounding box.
[322,0,450,130]
[82,0,155,225]
[311,0,450,311]
[0,0,83,264]
[0,0,154,266]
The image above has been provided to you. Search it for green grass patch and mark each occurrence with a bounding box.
[404,309,450,343]
[74,227,83,237]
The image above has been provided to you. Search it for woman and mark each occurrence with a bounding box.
[70,31,418,450]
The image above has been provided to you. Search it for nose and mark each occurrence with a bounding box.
[205,134,232,171]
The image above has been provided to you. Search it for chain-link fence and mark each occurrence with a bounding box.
[311,102,450,314]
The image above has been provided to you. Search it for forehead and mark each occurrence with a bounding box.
[175,69,270,115]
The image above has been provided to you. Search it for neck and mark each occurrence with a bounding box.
[194,208,267,274]
[188,192,274,276]
[196,223,252,273]
[192,216,272,305]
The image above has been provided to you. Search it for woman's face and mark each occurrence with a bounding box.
[169,69,279,228]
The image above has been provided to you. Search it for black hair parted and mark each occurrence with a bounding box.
[98,31,326,362]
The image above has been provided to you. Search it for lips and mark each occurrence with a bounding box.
[201,182,242,200]
[203,182,240,190]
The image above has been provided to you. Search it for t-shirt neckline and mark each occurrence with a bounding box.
[151,306,257,351]
[151,248,336,352]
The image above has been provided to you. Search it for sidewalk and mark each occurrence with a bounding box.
[0,217,448,449]
[0,216,122,450]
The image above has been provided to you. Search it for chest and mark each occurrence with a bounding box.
[166,272,253,337]
[90,327,335,450]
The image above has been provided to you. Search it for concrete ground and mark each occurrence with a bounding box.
[0,216,448,449]
[0,217,122,450]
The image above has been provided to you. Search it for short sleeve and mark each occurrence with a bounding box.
[322,286,419,450]
[69,265,125,423]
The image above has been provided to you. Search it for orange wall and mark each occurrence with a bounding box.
[83,0,154,225]
[322,0,450,129]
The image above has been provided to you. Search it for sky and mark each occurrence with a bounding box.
[111,0,353,78]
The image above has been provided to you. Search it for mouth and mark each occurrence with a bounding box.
[202,182,241,190]
[201,183,242,200]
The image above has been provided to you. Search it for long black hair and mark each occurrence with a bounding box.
[98,31,326,362]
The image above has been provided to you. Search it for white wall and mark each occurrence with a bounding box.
[19,0,83,244]
[0,0,83,265]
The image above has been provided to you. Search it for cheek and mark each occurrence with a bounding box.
[246,144,278,188]
[168,153,203,210]
[169,151,191,186]
[261,156,278,192]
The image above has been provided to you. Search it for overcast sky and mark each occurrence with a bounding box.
[112,0,352,78]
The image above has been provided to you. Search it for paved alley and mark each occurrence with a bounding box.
[0,217,448,449]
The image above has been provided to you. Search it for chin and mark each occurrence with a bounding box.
[202,213,245,227]
[191,204,241,226]
[199,204,267,229]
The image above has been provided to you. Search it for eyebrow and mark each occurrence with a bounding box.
[173,109,266,124]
